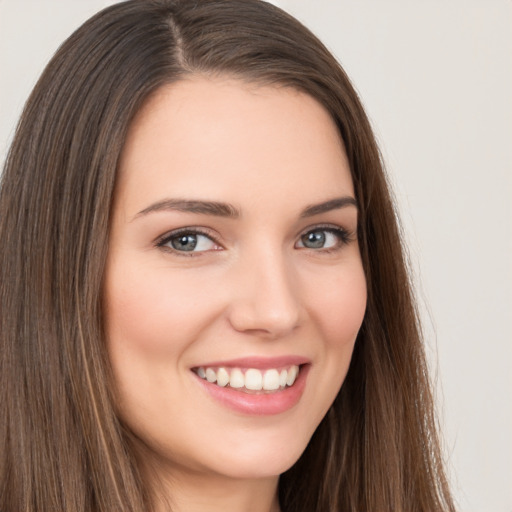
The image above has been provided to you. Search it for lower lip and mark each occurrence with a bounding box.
[194,365,310,416]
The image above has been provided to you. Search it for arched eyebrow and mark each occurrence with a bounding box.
[134,199,240,220]
[300,196,358,217]
[133,196,357,221]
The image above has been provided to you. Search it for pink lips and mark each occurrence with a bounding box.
[192,356,311,416]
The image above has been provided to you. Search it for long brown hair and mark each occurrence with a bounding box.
[0,1,455,510]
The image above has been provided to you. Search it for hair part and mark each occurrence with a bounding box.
[0,1,455,510]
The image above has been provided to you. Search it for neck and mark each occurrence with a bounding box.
[152,468,281,512]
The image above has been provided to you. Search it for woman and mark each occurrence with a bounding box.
[0,1,456,511]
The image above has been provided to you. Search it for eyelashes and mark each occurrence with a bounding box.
[155,227,222,255]
[155,224,355,256]
[296,226,353,250]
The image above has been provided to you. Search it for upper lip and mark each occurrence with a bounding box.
[192,355,311,370]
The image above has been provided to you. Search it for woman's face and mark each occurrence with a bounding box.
[104,77,367,481]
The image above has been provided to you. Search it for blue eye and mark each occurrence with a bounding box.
[296,227,349,250]
[158,230,218,253]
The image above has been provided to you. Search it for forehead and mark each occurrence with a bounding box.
[117,76,353,214]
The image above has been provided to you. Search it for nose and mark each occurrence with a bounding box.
[227,248,301,339]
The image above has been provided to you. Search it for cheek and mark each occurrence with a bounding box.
[306,259,366,394]
[103,262,218,359]
[102,260,221,435]
[294,260,366,436]
[306,263,367,349]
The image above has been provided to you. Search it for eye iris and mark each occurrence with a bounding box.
[171,234,197,251]
[302,231,326,249]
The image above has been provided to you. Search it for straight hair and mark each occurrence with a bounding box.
[0,1,456,510]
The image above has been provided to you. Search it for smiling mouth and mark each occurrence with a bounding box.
[192,365,301,394]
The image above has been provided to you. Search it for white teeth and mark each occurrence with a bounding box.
[205,368,217,383]
[195,364,301,392]
[229,368,245,389]
[245,369,263,390]
[263,369,280,391]
[216,367,229,387]
[286,365,299,386]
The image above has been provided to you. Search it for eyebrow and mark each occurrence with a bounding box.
[133,196,357,221]
[300,196,358,217]
[134,199,241,220]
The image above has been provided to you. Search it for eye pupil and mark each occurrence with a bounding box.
[302,231,325,249]
[171,234,197,251]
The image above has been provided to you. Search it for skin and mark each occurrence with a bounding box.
[104,76,367,512]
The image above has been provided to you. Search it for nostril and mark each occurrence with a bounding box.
[228,304,300,338]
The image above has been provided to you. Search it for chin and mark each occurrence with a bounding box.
[138,419,315,482]
[212,442,308,480]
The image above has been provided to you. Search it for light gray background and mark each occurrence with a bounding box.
[1,1,511,511]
